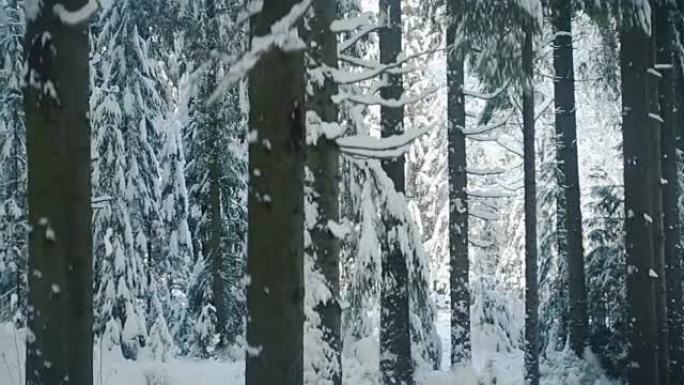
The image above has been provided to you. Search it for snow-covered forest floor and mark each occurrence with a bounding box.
[0,309,618,385]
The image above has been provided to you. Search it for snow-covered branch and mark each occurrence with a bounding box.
[208,0,311,104]
[463,80,509,100]
[338,128,430,159]
[53,0,99,25]
[333,87,437,108]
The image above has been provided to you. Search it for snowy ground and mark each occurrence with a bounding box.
[0,310,619,385]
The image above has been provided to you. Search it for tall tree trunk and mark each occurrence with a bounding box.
[522,25,540,385]
[245,1,306,385]
[305,0,341,384]
[620,13,660,385]
[24,1,93,385]
[666,5,684,382]
[379,0,413,384]
[446,0,471,366]
[655,3,678,384]
[204,0,230,348]
[549,0,587,357]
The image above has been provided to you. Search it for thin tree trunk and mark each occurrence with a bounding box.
[550,0,587,357]
[655,3,676,384]
[245,1,306,385]
[620,13,660,385]
[24,1,93,385]
[379,0,413,384]
[523,25,540,385]
[446,0,471,366]
[306,0,341,384]
[203,0,230,348]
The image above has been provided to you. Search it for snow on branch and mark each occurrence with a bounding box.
[462,80,509,100]
[237,0,263,25]
[338,23,383,53]
[53,0,99,25]
[466,166,506,176]
[467,188,514,199]
[333,87,437,108]
[337,127,430,159]
[469,205,498,221]
[330,12,374,33]
[208,0,311,104]
[461,111,513,136]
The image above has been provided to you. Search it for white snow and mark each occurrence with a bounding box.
[53,0,99,25]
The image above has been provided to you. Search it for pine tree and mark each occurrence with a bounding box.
[181,0,248,354]
[91,0,170,359]
[522,18,540,385]
[305,0,342,383]
[245,1,306,385]
[619,3,660,383]
[549,0,588,356]
[655,1,684,383]
[24,1,93,384]
[378,0,414,383]
[0,0,26,324]
[446,0,471,366]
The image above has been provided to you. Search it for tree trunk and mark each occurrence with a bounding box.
[245,1,306,385]
[550,0,587,357]
[523,25,540,385]
[667,5,684,382]
[379,0,413,384]
[203,0,230,348]
[620,14,660,385]
[306,0,341,384]
[24,1,93,385]
[446,0,471,367]
[655,3,678,384]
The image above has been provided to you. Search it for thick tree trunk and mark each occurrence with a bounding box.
[667,7,684,382]
[379,0,413,384]
[306,0,342,384]
[522,26,540,385]
[550,0,587,357]
[24,1,93,385]
[620,15,660,385]
[245,1,306,385]
[446,0,471,366]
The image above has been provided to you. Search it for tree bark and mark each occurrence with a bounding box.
[446,0,471,366]
[24,1,93,385]
[245,1,306,385]
[523,25,540,385]
[306,0,341,384]
[379,0,413,384]
[620,13,660,385]
[655,3,679,384]
[667,4,684,382]
[549,0,587,357]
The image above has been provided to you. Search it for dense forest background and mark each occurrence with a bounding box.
[0,0,682,385]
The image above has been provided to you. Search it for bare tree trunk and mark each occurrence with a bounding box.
[523,25,540,385]
[306,0,341,383]
[550,0,587,357]
[379,0,413,384]
[245,1,306,385]
[24,1,93,385]
[620,11,660,385]
[446,0,471,366]
[666,5,684,381]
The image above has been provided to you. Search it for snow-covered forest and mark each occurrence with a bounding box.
[0,0,682,384]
